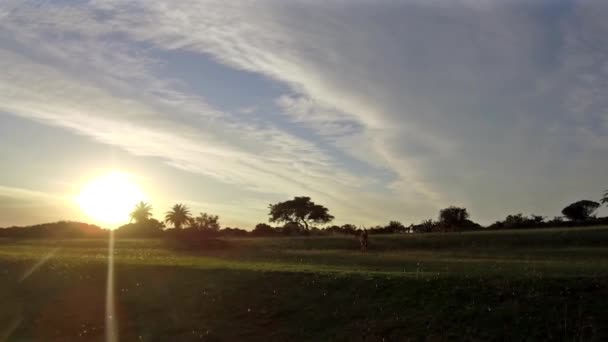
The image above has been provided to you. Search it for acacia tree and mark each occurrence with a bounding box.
[561,200,600,221]
[130,201,153,223]
[165,204,192,229]
[268,196,334,230]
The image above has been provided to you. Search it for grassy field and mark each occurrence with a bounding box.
[2,227,608,341]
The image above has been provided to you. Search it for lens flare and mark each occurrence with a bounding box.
[105,231,118,342]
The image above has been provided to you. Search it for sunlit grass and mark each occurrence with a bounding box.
[2,227,608,278]
[2,227,608,340]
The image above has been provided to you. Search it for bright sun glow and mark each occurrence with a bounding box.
[77,171,147,227]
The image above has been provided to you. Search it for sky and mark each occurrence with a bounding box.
[1,0,607,229]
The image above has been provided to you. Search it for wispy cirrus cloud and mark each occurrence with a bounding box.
[0,185,82,227]
[0,2,395,225]
[1,0,607,226]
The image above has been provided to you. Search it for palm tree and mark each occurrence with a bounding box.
[130,201,153,223]
[602,190,608,206]
[165,204,192,229]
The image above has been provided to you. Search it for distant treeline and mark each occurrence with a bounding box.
[1,216,608,240]
[1,196,607,239]
[487,214,608,230]
[0,221,107,239]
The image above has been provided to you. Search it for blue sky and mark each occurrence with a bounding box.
[0,0,607,228]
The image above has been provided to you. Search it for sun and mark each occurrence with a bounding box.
[77,171,147,227]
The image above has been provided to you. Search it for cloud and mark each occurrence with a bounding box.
[0,4,393,225]
[0,185,68,203]
[1,0,608,225]
[0,48,348,193]
[276,95,363,138]
[0,185,83,227]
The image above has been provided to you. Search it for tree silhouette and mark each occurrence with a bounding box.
[602,190,608,206]
[281,222,304,235]
[116,218,164,237]
[130,201,153,223]
[268,196,334,230]
[530,214,545,224]
[561,200,600,221]
[252,223,275,236]
[386,221,407,233]
[165,204,192,229]
[421,219,435,233]
[439,206,469,227]
[192,213,220,231]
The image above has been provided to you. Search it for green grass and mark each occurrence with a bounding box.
[2,226,608,341]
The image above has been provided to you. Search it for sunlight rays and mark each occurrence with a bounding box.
[14,234,120,341]
[105,231,118,342]
[0,315,22,342]
[19,247,60,283]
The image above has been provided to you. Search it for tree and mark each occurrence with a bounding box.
[340,224,358,235]
[220,227,249,237]
[602,190,608,206]
[530,214,545,225]
[268,197,334,230]
[192,212,220,231]
[561,200,600,221]
[165,204,192,229]
[504,213,525,228]
[130,201,153,223]
[324,224,357,235]
[116,218,164,237]
[252,223,275,236]
[548,216,564,225]
[439,206,470,227]
[419,219,436,233]
[0,221,106,238]
[386,220,407,233]
[281,222,304,235]
[494,213,545,229]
